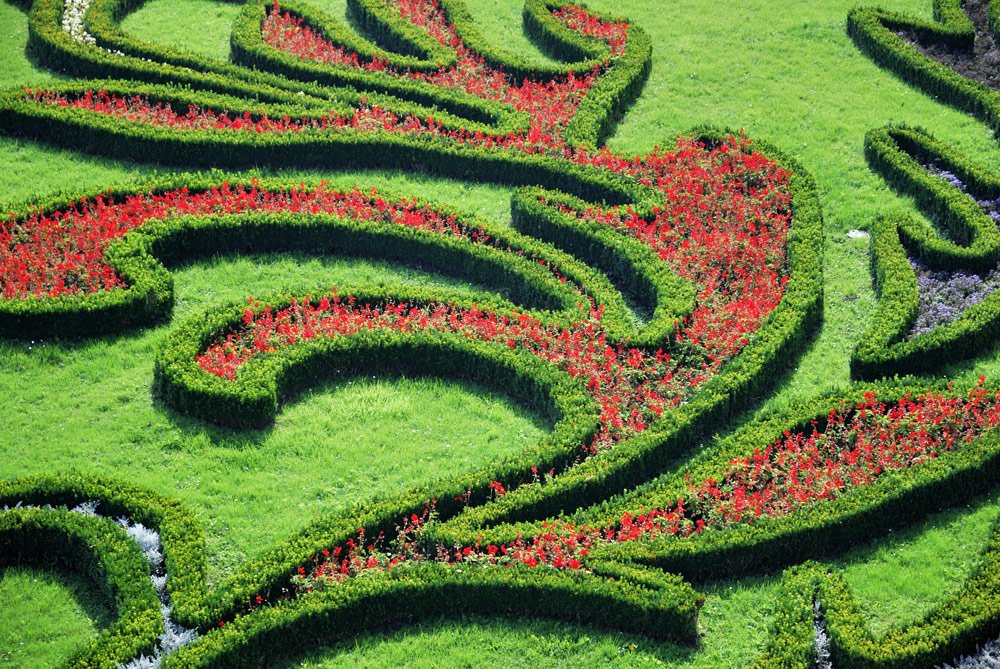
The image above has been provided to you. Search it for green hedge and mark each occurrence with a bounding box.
[512,186,696,348]
[435,0,606,80]
[863,125,1000,272]
[0,475,209,629]
[0,80,658,207]
[847,0,1000,133]
[28,0,524,135]
[0,175,655,339]
[0,506,163,668]
[750,535,1000,669]
[852,125,1000,379]
[568,380,1000,582]
[152,289,595,429]
[228,0,535,130]
[162,562,701,667]
[422,133,824,546]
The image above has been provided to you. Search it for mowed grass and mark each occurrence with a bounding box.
[5,0,1000,664]
[0,568,112,669]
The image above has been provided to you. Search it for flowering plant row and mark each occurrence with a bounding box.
[287,380,1000,584]
[8,378,1000,666]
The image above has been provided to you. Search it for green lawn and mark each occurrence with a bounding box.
[4,0,1000,664]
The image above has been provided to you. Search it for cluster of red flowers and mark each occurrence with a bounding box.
[25,0,625,154]
[22,88,458,136]
[190,136,791,450]
[0,182,544,299]
[261,0,618,138]
[288,381,1000,591]
[550,4,628,54]
[609,380,1000,538]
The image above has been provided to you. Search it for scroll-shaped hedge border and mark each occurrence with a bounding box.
[852,125,1000,379]
[390,135,824,545]
[0,174,690,342]
[846,0,1000,133]
[0,474,704,657]
[751,527,1000,669]
[27,0,650,147]
[162,562,701,667]
[562,379,1000,583]
[511,186,697,348]
[0,506,163,669]
[863,124,1000,272]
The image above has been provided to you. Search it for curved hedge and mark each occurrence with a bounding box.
[751,529,1000,669]
[847,0,1000,132]
[161,562,700,667]
[0,0,842,664]
[565,380,1000,581]
[0,505,163,668]
[421,139,824,545]
[851,125,1000,378]
[0,176,673,341]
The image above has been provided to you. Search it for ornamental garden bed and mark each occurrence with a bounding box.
[5,0,1000,666]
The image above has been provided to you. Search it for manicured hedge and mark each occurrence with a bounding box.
[0,175,650,339]
[566,380,1000,582]
[847,0,1000,133]
[0,475,208,628]
[161,562,701,667]
[852,126,1000,379]
[0,81,658,207]
[750,532,1000,669]
[422,133,824,545]
[864,125,1000,272]
[228,0,531,130]
[512,186,696,348]
[0,505,163,668]
[153,289,596,430]
[28,0,526,135]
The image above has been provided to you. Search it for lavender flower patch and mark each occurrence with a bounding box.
[923,163,1000,222]
[910,258,1000,338]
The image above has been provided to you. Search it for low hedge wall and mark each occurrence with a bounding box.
[0,505,163,668]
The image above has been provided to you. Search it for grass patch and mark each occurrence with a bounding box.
[121,0,243,61]
[833,491,1000,637]
[0,567,112,669]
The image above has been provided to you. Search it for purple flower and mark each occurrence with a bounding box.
[909,259,1000,338]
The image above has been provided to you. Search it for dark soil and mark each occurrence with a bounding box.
[898,0,1000,90]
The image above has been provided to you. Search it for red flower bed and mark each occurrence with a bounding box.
[191,136,792,450]
[288,381,1000,590]
[22,1,627,155]
[261,0,622,137]
[0,182,562,299]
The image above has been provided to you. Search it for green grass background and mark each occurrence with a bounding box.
[4,0,1000,665]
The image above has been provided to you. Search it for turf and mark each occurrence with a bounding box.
[0,568,112,669]
[5,0,1000,664]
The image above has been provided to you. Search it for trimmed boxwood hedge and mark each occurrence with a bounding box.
[0,475,704,669]
[0,506,163,668]
[417,134,822,546]
[0,175,672,341]
[847,0,1000,132]
[863,125,1000,272]
[852,125,1000,379]
[161,563,701,667]
[750,524,1000,669]
[561,379,1000,581]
